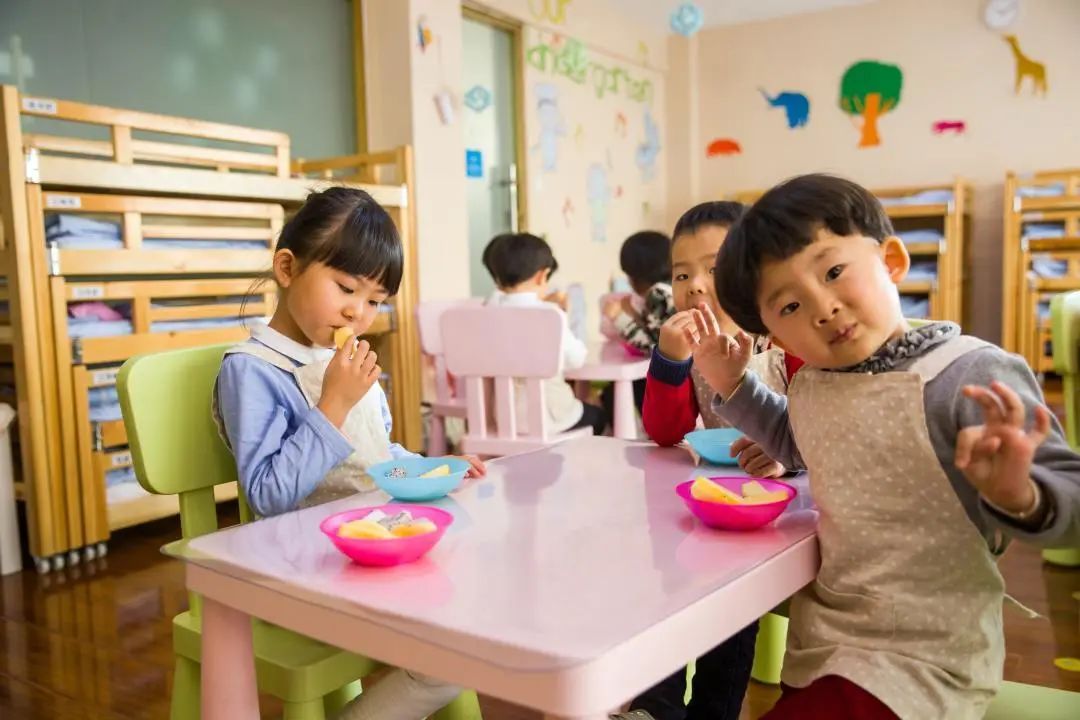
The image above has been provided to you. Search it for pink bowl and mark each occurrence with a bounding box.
[676,477,796,531]
[620,340,649,357]
[320,504,453,567]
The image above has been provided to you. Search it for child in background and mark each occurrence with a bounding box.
[601,231,676,417]
[214,187,483,720]
[621,202,796,720]
[482,233,606,436]
[695,174,1080,719]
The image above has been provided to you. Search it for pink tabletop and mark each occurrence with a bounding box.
[564,342,650,382]
[179,437,818,677]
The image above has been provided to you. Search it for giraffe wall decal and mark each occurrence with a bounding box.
[1003,34,1048,96]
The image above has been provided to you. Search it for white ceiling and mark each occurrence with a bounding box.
[620,0,879,29]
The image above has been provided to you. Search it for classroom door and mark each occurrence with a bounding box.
[462,12,523,297]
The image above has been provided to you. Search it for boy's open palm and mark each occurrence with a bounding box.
[685,303,753,399]
[954,381,1051,513]
[318,335,382,428]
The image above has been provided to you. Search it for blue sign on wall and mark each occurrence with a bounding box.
[465,149,483,178]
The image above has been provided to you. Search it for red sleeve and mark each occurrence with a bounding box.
[643,373,700,446]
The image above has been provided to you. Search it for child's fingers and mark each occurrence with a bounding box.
[1029,405,1052,446]
[697,302,724,337]
[690,308,711,340]
[963,385,1007,425]
[682,324,700,347]
[734,330,754,358]
[989,381,1025,428]
[730,436,755,457]
[467,455,487,477]
[954,426,981,468]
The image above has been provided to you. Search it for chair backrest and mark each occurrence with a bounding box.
[117,343,250,539]
[1052,291,1080,449]
[441,305,565,451]
[416,298,482,404]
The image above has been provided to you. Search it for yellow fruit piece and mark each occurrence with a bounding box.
[419,464,451,479]
[690,476,744,504]
[390,519,438,537]
[741,480,769,498]
[334,327,354,350]
[742,490,789,505]
[338,519,393,540]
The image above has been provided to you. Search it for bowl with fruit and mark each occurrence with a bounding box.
[683,428,743,465]
[369,457,470,502]
[320,505,453,566]
[676,476,796,531]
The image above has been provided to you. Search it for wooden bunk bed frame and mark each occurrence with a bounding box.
[1003,169,1080,375]
[0,84,419,572]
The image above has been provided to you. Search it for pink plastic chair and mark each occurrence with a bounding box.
[441,305,592,457]
[416,299,483,455]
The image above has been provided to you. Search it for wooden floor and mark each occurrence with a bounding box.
[0,504,1076,720]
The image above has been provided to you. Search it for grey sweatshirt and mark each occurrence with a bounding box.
[715,323,1080,552]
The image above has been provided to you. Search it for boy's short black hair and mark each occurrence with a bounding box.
[671,201,746,241]
[715,173,895,334]
[483,232,558,288]
[620,231,671,287]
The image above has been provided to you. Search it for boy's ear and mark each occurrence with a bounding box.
[532,268,550,285]
[881,236,910,284]
[272,249,297,288]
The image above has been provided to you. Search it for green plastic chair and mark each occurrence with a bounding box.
[117,344,482,720]
[1049,292,1080,567]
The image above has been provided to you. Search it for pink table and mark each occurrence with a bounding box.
[564,343,650,439]
[173,437,819,719]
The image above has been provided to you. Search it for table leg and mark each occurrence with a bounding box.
[201,597,259,720]
[611,379,636,439]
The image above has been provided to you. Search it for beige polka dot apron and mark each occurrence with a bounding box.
[784,335,1004,719]
[213,342,392,509]
[693,347,789,429]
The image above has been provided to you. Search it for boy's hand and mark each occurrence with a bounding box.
[603,298,623,320]
[453,454,487,478]
[685,303,753,399]
[731,436,785,478]
[545,290,568,311]
[318,336,381,428]
[954,381,1051,514]
[657,311,697,361]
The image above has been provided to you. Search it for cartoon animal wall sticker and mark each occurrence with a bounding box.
[839,60,903,148]
[983,0,1021,30]
[759,88,810,129]
[1003,34,1047,96]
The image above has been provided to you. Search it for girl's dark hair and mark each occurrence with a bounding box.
[716,173,894,334]
[278,186,404,294]
[619,231,671,287]
[671,201,746,242]
[482,232,558,288]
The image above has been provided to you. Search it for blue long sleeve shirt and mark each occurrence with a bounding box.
[215,324,415,517]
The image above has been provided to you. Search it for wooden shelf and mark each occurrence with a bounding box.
[108,483,237,531]
[898,280,934,294]
[883,203,950,219]
[904,242,942,256]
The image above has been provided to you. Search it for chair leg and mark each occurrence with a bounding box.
[284,698,327,720]
[170,655,201,720]
[324,680,363,717]
[429,415,448,456]
[431,690,483,720]
[751,612,788,685]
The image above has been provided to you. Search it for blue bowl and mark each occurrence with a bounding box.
[684,428,743,465]
[368,457,469,501]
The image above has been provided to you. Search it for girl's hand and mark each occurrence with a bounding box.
[545,290,568,311]
[731,436,785,478]
[453,454,486,478]
[954,381,1051,514]
[317,335,381,428]
[657,311,697,361]
[685,303,753,399]
[603,298,623,320]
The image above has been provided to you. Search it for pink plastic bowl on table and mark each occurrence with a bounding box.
[620,340,649,357]
[320,504,453,567]
[676,477,797,531]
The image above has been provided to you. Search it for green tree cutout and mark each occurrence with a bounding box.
[839,61,903,148]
